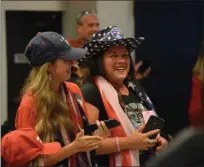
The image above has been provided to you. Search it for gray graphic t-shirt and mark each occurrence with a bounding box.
[122,90,147,130]
[122,90,150,156]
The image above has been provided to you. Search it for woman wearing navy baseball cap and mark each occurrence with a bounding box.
[15,32,109,167]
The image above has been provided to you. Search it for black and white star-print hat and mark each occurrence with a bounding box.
[79,25,145,62]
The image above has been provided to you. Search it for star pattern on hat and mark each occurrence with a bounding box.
[80,26,145,64]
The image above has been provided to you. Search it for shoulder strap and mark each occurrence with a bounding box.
[63,82,90,131]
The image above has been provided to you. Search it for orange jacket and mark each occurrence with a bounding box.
[68,37,88,48]
[15,82,89,129]
[15,82,89,167]
[189,75,204,128]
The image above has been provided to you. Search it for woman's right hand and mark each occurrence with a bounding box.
[127,124,160,150]
[72,128,103,153]
[93,120,111,139]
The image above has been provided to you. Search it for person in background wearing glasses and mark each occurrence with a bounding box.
[69,10,99,48]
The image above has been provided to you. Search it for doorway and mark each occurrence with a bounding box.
[5,11,62,130]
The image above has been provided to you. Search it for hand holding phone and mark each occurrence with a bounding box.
[86,119,121,134]
[92,120,110,138]
[135,60,152,80]
[74,124,103,153]
[137,60,152,73]
[127,124,159,150]
[142,115,165,139]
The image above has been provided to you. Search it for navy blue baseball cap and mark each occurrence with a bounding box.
[25,32,87,67]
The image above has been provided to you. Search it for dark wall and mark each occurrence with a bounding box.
[1,11,62,138]
[135,1,203,135]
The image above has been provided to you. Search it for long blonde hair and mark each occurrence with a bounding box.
[193,43,204,109]
[29,156,43,167]
[21,63,74,142]
[193,55,204,85]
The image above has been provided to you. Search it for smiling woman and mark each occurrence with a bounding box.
[102,46,130,86]
[78,26,168,166]
[13,32,107,167]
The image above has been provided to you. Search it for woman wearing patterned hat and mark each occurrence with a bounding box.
[15,32,110,167]
[78,26,168,166]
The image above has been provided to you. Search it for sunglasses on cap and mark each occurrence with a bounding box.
[77,10,97,25]
[80,10,97,16]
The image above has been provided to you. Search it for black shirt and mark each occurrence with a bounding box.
[122,90,146,129]
[81,81,149,130]
[81,81,153,166]
[81,81,109,121]
[53,128,69,167]
[81,82,109,166]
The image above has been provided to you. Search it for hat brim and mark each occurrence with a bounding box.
[81,37,144,59]
[60,47,87,61]
[42,142,61,155]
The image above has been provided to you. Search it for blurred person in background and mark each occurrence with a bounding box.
[68,10,99,83]
[15,32,110,167]
[146,127,204,167]
[189,41,204,128]
[69,10,99,48]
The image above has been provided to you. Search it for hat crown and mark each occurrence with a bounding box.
[79,25,145,64]
[24,31,71,67]
[1,128,43,165]
[92,26,124,42]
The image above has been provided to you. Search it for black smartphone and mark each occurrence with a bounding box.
[138,60,152,73]
[142,115,165,139]
[86,119,121,133]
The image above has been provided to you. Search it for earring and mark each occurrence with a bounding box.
[49,74,52,81]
